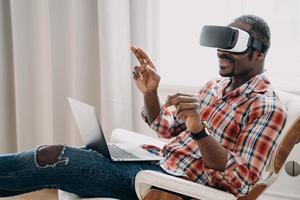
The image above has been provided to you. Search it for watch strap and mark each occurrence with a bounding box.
[190,128,209,140]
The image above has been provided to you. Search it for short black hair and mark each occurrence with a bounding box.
[234,15,271,54]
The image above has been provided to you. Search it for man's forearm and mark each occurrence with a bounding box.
[196,136,228,171]
[143,91,161,124]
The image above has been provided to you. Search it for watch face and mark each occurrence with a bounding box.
[202,121,211,135]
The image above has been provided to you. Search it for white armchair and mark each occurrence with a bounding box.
[59,91,300,200]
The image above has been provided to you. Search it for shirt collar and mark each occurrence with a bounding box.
[216,73,270,99]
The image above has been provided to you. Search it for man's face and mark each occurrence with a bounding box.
[217,22,258,77]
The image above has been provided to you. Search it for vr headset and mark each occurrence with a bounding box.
[200,25,268,54]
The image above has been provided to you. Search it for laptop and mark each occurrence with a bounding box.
[68,97,164,161]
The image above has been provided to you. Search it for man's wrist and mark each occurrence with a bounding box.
[143,90,161,124]
[190,126,204,134]
[190,128,208,140]
[190,122,204,134]
[190,121,211,141]
[143,90,158,96]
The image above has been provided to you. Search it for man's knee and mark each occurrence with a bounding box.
[36,145,65,167]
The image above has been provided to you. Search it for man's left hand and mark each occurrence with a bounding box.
[165,93,203,133]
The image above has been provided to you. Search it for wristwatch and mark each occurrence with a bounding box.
[190,121,211,141]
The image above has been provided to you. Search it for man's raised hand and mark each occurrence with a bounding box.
[131,46,160,94]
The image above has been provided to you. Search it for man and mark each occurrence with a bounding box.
[0,15,286,199]
[131,14,286,197]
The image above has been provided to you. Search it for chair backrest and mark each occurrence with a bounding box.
[271,91,300,174]
[238,91,300,200]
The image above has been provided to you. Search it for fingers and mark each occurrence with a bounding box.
[132,67,147,93]
[165,94,198,107]
[132,64,159,82]
[164,94,200,122]
[176,102,199,114]
[131,46,146,65]
[175,102,199,121]
[131,46,155,69]
[145,65,160,81]
[168,93,194,100]
[136,48,156,69]
[133,64,148,78]
[177,109,198,121]
[133,66,142,80]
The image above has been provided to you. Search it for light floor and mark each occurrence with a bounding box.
[0,189,58,200]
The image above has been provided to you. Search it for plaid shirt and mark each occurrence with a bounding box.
[141,74,286,197]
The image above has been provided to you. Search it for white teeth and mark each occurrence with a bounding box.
[219,59,232,67]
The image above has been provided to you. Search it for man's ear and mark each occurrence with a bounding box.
[255,51,265,61]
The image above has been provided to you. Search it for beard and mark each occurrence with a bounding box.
[219,69,235,77]
[219,63,235,77]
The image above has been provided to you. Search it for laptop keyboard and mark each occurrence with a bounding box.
[108,144,139,159]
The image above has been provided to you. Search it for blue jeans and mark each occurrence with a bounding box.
[0,145,165,199]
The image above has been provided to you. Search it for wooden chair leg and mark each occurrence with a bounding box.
[143,189,183,200]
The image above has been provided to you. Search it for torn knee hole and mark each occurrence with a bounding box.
[36,145,64,167]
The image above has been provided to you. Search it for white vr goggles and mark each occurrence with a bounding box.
[200,25,268,53]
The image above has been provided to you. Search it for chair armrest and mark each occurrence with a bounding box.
[58,190,81,200]
[135,170,236,200]
[110,128,168,149]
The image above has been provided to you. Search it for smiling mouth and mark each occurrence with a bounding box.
[219,59,233,67]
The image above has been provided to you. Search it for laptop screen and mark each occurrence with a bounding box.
[68,97,112,159]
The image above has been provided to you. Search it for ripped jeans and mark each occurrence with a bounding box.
[0,145,165,199]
